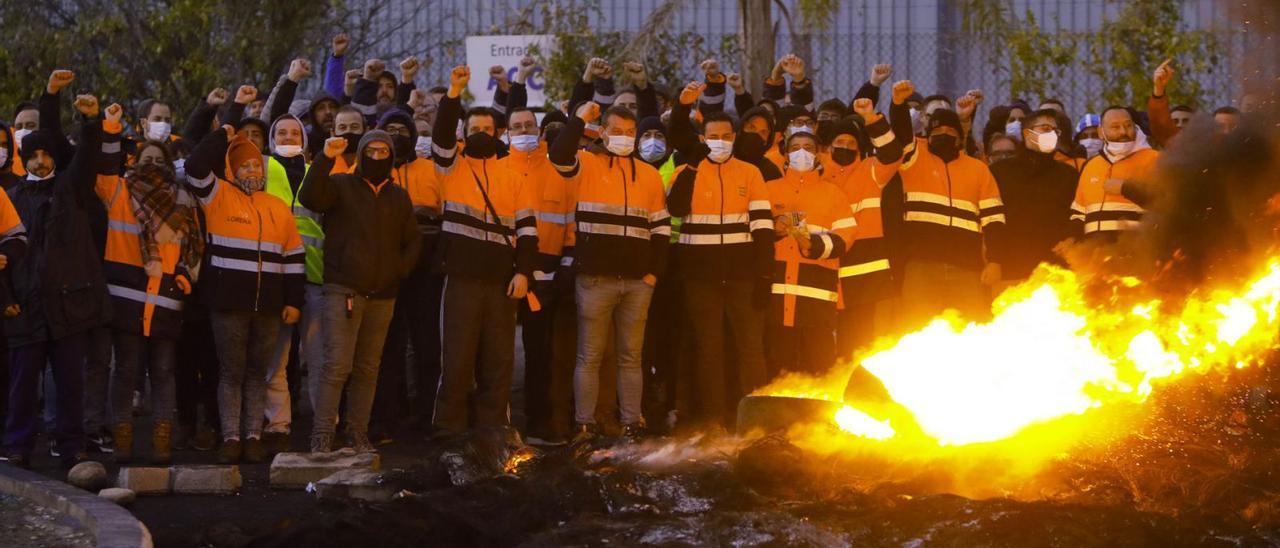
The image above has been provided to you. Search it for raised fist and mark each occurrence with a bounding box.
[515,56,537,84]
[965,89,985,106]
[400,56,420,82]
[622,61,648,88]
[104,103,123,124]
[206,87,229,106]
[47,70,75,94]
[679,81,706,106]
[323,136,347,159]
[575,101,600,124]
[726,72,744,93]
[363,59,386,81]
[288,58,312,82]
[1153,58,1174,96]
[73,94,99,117]
[891,80,915,105]
[870,63,893,86]
[583,58,610,82]
[489,65,509,90]
[955,94,977,119]
[332,33,349,57]
[852,98,876,123]
[408,88,427,109]
[234,85,257,105]
[344,69,361,85]
[448,65,471,96]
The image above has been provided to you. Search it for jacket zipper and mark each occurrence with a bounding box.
[252,201,263,312]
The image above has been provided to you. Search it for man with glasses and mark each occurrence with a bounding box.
[988,109,1081,288]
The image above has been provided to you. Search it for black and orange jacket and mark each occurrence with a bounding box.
[834,115,902,304]
[430,95,538,282]
[1070,148,1160,239]
[665,157,774,282]
[767,167,856,328]
[500,141,572,282]
[870,136,1008,271]
[96,120,196,339]
[549,117,669,279]
[184,130,304,313]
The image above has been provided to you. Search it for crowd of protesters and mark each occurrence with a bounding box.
[0,32,1262,467]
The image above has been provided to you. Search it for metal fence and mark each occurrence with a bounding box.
[347,0,1253,121]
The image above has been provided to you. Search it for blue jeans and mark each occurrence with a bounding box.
[211,310,280,440]
[111,332,176,424]
[574,275,654,425]
[311,285,396,437]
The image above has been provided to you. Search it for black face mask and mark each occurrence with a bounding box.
[928,134,960,162]
[831,147,859,166]
[360,155,392,182]
[338,133,361,154]
[733,132,768,161]
[391,135,414,165]
[464,132,497,159]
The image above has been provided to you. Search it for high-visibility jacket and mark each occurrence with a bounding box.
[767,168,855,327]
[834,116,900,303]
[560,150,670,279]
[96,120,195,338]
[186,148,305,313]
[265,156,325,285]
[501,143,571,282]
[0,180,28,310]
[1055,150,1086,173]
[870,137,1007,270]
[432,153,538,282]
[669,158,773,282]
[391,157,441,210]
[1070,148,1160,238]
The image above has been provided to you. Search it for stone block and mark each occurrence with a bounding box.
[269,450,380,489]
[314,469,396,502]
[171,465,242,495]
[98,487,137,506]
[67,461,109,491]
[116,466,171,495]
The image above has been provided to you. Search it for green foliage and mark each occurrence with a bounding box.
[960,1,1079,104]
[0,0,343,127]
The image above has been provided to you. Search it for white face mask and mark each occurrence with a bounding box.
[13,128,32,146]
[510,134,539,152]
[1027,129,1058,153]
[1080,138,1103,158]
[0,148,7,166]
[173,158,187,178]
[788,149,816,172]
[1105,138,1135,159]
[706,139,733,163]
[274,144,303,158]
[787,125,813,137]
[1004,120,1022,140]
[639,137,666,163]
[605,134,634,157]
[146,121,171,142]
[415,136,432,159]
[910,108,924,135]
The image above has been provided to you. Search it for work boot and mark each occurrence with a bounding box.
[112,422,134,463]
[243,437,266,463]
[218,439,242,464]
[191,425,217,452]
[571,423,599,445]
[620,422,646,444]
[264,431,292,455]
[309,433,333,454]
[348,431,376,454]
[151,421,172,464]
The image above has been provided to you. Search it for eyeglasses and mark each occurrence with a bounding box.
[1028,124,1059,133]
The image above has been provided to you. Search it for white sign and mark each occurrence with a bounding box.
[464,34,554,108]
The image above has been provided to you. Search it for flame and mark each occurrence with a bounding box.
[757,257,1280,452]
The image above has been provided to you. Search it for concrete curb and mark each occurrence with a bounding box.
[0,463,152,548]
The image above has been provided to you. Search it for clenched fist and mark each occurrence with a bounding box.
[234,85,257,105]
[891,80,915,105]
[363,58,386,82]
[288,58,312,82]
[700,58,722,81]
[74,94,99,117]
[104,103,123,124]
[47,70,75,95]
[583,58,610,82]
[448,65,470,97]
[779,54,805,81]
[490,65,510,92]
[852,98,877,123]
[955,94,977,120]
[726,73,744,93]
[575,101,600,124]
[400,56,420,82]
[679,81,706,106]
[323,136,347,159]
[207,87,229,106]
[332,33,350,57]
[869,63,893,86]
[622,61,648,88]
[515,55,537,84]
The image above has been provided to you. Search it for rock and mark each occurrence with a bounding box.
[171,465,242,495]
[66,461,109,491]
[116,466,171,495]
[314,469,396,502]
[269,450,380,489]
[98,487,137,506]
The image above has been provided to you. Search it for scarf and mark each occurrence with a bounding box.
[126,163,203,280]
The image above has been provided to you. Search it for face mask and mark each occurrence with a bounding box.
[831,147,858,166]
[928,134,960,162]
[13,128,32,146]
[988,151,1016,164]
[274,144,303,158]
[415,136,432,159]
[787,125,813,137]
[1080,138,1103,158]
[640,137,666,163]
[338,133,361,154]
[391,134,414,162]
[235,176,265,194]
[584,123,602,135]
[360,155,392,182]
[464,132,498,158]
[706,139,733,163]
[510,134,540,153]
[147,121,172,142]
[1027,129,1058,154]
[788,149,816,172]
[26,170,55,182]
[733,132,767,161]
[605,134,634,157]
[173,158,187,178]
[1105,138,1135,159]
[1004,120,1022,139]
[0,148,7,167]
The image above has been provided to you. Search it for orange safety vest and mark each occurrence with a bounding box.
[1071,148,1160,237]
[767,168,855,327]
[501,143,571,280]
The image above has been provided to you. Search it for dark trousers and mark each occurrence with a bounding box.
[434,276,516,434]
[836,298,897,361]
[683,279,767,428]
[210,310,280,440]
[521,285,575,440]
[373,270,444,431]
[83,326,113,434]
[641,276,683,433]
[176,307,220,432]
[4,332,87,458]
[766,324,836,377]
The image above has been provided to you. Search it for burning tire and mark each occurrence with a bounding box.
[735,395,841,434]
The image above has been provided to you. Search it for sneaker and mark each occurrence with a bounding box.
[191,425,217,452]
[348,432,376,454]
[620,422,646,443]
[48,439,62,458]
[242,437,266,463]
[218,439,242,464]
[571,423,598,445]
[87,429,115,454]
[309,433,333,454]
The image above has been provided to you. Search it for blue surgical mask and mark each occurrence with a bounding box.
[1005,120,1022,140]
[639,137,666,162]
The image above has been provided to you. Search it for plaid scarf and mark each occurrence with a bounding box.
[126,163,203,280]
